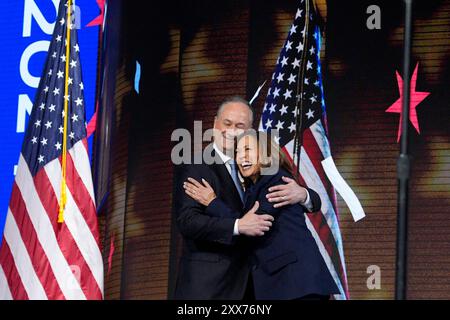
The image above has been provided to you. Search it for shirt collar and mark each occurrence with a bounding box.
[213,143,232,164]
[213,143,244,183]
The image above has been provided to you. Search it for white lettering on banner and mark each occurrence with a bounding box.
[17,0,59,136]
[19,40,50,88]
[23,0,59,37]
[16,94,34,133]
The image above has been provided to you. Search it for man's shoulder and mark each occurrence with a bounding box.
[174,155,222,177]
[175,161,210,175]
[175,145,223,169]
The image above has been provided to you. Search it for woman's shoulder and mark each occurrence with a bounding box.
[256,167,294,189]
[249,168,294,215]
[276,167,295,181]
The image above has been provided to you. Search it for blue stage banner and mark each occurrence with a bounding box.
[0,0,100,241]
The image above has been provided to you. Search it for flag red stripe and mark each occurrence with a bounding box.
[302,128,336,205]
[306,124,342,220]
[295,171,333,256]
[302,129,349,294]
[282,147,348,294]
[302,130,349,295]
[296,164,348,295]
[82,137,89,151]
[0,239,29,300]
[65,152,100,245]
[33,168,102,299]
[9,183,65,299]
[306,209,349,294]
[78,139,105,253]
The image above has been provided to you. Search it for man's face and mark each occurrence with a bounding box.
[213,102,252,155]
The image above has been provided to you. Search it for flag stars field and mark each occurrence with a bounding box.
[259,0,349,299]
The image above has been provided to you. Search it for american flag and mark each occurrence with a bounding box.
[259,0,349,299]
[0,0,103,299]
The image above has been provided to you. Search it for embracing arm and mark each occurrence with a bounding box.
[206,199,271,237]
[174,164,236,245]
[183,176,274,237]
[305,187,322,212]
[266,176,322,212]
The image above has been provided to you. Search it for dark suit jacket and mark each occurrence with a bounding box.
[243,168,340,299]
[173,148,250,299]
[173,147,324,299]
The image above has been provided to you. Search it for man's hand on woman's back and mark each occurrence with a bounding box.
[237,201,274,237]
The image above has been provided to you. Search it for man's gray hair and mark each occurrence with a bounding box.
[216,96,254,124]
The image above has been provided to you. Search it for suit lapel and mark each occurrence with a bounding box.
[208,148,243,211]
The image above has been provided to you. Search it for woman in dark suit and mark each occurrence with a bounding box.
[185,131,339,300]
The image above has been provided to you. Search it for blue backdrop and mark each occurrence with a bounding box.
[0,0,99,242]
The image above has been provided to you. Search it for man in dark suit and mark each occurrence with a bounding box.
[173,96,321,299]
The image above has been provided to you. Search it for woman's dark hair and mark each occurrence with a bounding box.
[234,130,297,187]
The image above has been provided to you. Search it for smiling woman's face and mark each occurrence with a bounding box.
[236,135,260,182]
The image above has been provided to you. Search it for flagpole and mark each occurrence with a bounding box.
[395,0,413,300]
[59,0,73,223]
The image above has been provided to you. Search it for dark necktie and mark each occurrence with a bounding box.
[228,159,244,203]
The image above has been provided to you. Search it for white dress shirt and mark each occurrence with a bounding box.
[212,143,312,236]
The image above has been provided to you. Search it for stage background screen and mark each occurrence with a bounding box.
[98,0,450,300]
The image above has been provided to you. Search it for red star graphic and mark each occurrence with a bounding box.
[86,0,105,28]
[385,63,430,142]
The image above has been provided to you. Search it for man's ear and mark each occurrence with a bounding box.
[213,116,217,129]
